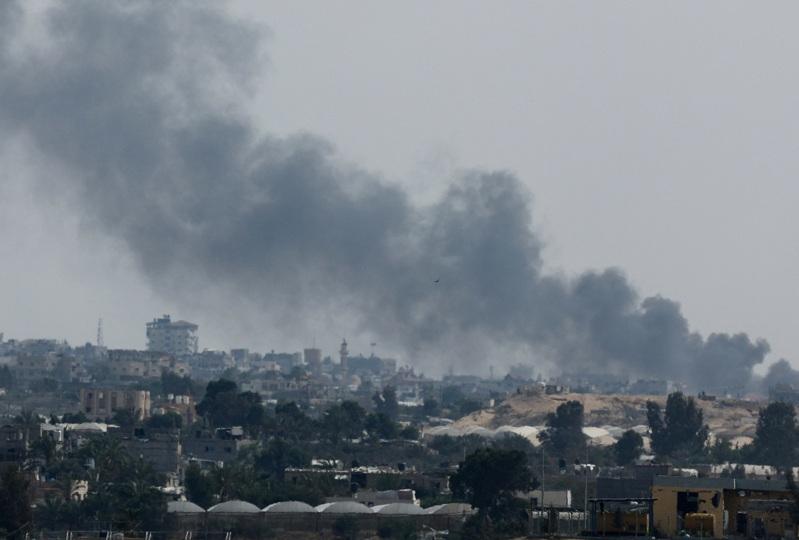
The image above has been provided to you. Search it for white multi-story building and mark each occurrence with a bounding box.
[146,315,198,356]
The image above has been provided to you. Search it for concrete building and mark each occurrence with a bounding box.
[107,349,190,381]
[54,355,91,383]
[146,315,198,356]
[153,394,196,426]
[304,348,322,376]
[12,355,58,383]
[183,427,255,463]
[259,351,302,373]
[652,476,793,538]
[79,388,151,420]
[524,489,573,508]
[123,427,181,475]
[241,375,307,400]
[185,350,234,380]
[0,423,40,462]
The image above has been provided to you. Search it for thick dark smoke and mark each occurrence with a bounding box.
[0,1,777,387]
[762,359,799,391]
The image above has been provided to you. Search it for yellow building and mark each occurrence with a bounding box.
[652,476,794,538]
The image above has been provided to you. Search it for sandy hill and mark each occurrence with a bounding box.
[452,392,763,440]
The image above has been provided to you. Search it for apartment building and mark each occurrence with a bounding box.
[146,315,198,356]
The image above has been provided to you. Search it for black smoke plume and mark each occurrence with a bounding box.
[0,1,774,387]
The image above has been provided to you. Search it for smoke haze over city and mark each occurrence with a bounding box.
[1,1,798,388]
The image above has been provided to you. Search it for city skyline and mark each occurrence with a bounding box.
[1,2,798,382]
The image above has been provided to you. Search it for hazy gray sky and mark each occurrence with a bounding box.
[1,1,797,376]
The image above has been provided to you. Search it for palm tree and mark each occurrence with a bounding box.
[80,437,130,484]
[30,436,58,467]
[13,409,42,455]
[35,495,64,530]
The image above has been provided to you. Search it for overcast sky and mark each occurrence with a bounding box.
[1,1,797,373]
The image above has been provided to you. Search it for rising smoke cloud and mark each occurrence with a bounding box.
[0,1,776,388]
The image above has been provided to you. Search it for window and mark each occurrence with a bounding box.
[677,491,699,514]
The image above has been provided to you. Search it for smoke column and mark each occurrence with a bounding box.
[0,1,775,388]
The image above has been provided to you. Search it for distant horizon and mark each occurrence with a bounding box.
[1,1,796,386]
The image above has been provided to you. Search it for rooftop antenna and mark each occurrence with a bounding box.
[96,317,104,348]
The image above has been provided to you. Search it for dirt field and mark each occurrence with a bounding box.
[452,392,764,439]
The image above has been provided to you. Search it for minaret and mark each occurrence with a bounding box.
[97,317,104,348]
[339,338,349,371]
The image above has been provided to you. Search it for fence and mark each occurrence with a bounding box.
[26,512,467,540]
[528,508,588,536]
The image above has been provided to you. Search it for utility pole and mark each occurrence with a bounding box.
[584,445,589,531]
[541,446,545,509]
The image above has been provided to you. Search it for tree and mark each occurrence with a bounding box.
[197,379,265,434]
[111,407,138,429]
[254,439,310,481]
[185,462,217,508]
[197,379,238,422]
[78,437,131,484]
[324,401,366,442]
[754,401,799,467]
[113,458,167,529]
[0,465,32,536]
[451,448,535,511]
[208,460,263,504]
[0,365,15,389]
[14,409,42,452]
[538,400,585,457]
[399,424,420,440]
[614,430,644,466]
[34,495,65,531]
[273,401,316,441]
[647,392,708,458]
[366,413,398,440]
[373,386,399,420]
[459,399,483,416]
[161,371,197,396]
[146,411,183,430]
[30,436,58,466]
[442,386,465,408]
[451,448,535,536]
[80,456,166,530]
[61,411,88,423]
[422,398,440,417]
[709,438,742,464]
